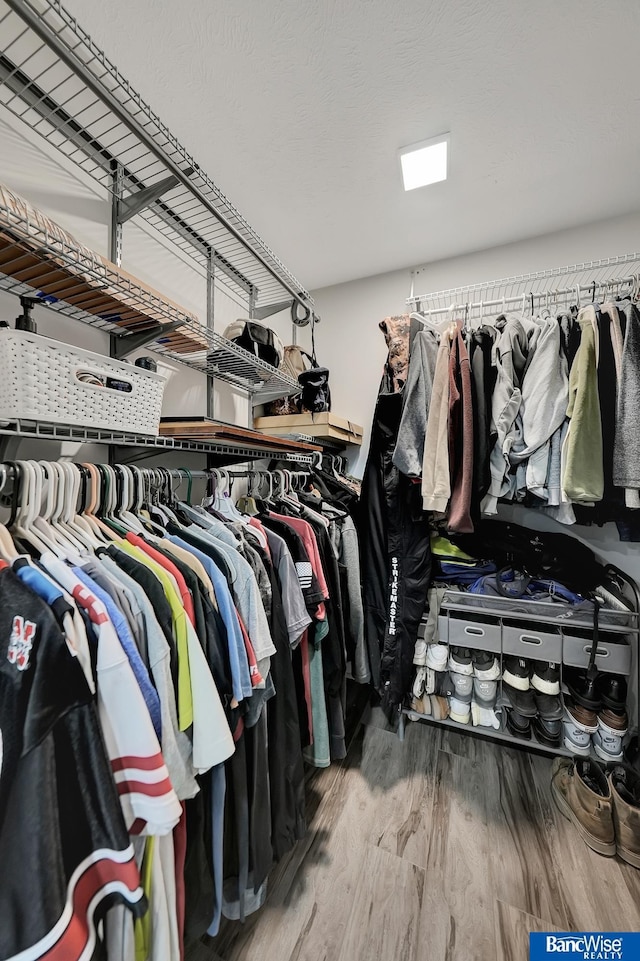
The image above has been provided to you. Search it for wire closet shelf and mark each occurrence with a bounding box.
[407,252,640,322]
[0,0,315,314]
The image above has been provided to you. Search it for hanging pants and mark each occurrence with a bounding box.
[360,387,431,718]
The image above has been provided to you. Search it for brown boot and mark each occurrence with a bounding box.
[609,765,640,868]
[551,758,615,856]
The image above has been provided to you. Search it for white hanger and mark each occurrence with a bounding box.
[410,310,451,335]
[0,464,18,561]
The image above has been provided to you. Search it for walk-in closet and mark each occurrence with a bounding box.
[1,2,640,961]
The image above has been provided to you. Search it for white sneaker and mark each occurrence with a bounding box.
[426,643,449,672]
[592,728,624,762]
[473,651,501,681]
[473,678,497,706]
[563,720,592,757]
[451,672,473,700]
[449,696,471,724]
[412,666,427,699]
[471,701,501,729]
[413,638,428,666]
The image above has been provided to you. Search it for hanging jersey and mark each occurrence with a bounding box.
[40,554,182,837]
[0,567,146,961]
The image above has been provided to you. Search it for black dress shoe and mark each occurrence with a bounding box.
[503,682,537,717]
[534,690,563,721]
[564,667,601,711]
[596,673,628,712]
[506,709,532,740]
[533,715,562,748]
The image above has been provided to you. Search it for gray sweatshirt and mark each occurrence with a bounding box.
[393,327,439,476]
[613,300,640,489]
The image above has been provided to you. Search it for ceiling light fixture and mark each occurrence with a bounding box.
[399,134,449,191]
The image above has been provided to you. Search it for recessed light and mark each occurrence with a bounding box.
[399,135,449,191]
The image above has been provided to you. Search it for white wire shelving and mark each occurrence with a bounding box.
[0,418,319,464]
[407,253,640,323]
[0,0,313,405]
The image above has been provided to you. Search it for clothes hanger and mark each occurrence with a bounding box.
[59,462,104,551]
[43,461,88,556]
[410,309,451,335]
[0,463,19,561]
[11,460,61,558]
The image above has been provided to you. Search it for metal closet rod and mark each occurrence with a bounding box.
[411,275,636,318]
[4,0,314,315]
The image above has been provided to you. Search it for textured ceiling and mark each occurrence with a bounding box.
[62,0,640,290]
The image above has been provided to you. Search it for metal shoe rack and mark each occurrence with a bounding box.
[0,0,318,432]
[400,568,640,760]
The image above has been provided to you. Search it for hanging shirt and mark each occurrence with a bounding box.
[40,552,182,837]
[73,565,162,740]
[167,533,252,703]
[0,567,146,961]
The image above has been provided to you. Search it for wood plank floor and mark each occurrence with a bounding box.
[195,709,640,961]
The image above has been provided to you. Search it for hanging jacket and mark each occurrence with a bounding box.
[448,326,474,533]
[509,313,569,500]
[469,326,497,511]
[561,305,604,503]
[613,300,640,490]
[481,315,528,514]
[421,329,452,512]
[393,327,439,476]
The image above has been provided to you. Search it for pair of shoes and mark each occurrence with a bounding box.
[562,700,629,760]
[565,667,627,713]
[426,643,449,672]
[448,646,500,680]
[409,693,449,720]
[551,758,640,866]
[502,681,563,721]
[503,656,561,695]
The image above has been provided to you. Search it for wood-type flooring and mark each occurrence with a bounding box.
[192,708,640,961]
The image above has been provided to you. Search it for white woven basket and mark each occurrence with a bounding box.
[0,329,166,435]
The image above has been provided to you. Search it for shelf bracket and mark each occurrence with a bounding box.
[110,320,183,359]
[117,169,194,224]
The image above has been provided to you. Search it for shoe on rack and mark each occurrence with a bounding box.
[448,695,471,724]
[563,718,592,757]
[430,695,450,721]
[532,716,562,748]
[609,765,640,868]
[551,757,616,856]
[423,668,436,696]
[413,637,428,667]
[564,667,601,712]
[534,690,563,722]
[426,643,449,672]
[502,656,532,691]
[564,698,598,733]
[450,672,473,702]
[412,666,427,699]
[598,707,628,737]
[409,693,431,715]
[502,681,537,718]
[596,674,628,713]
[473,649,501,681]
[448,647,474,676]
[593,728,625,763]
[471,699,501,729]
[433,670,454,698]
[624,734,640,773]
[506,709,532,740]
[473,678,498,706]
[531,660,560,696]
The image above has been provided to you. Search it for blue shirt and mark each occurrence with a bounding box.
[72,566,162,739]
[166,534,252,702]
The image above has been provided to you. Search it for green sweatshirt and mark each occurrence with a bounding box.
[562,306,603,503]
